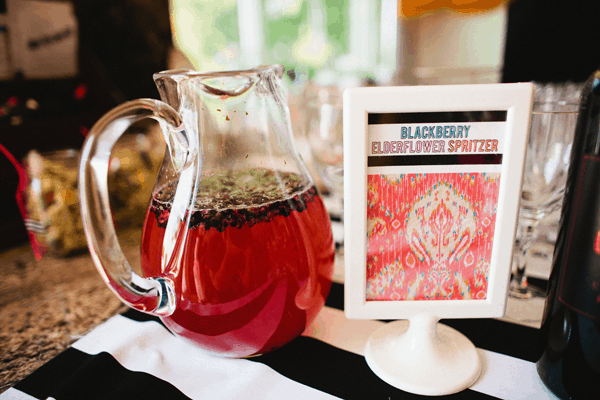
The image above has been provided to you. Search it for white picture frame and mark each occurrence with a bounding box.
[343,83,534,321]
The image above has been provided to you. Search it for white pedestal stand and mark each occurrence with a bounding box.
[364,314,481,396]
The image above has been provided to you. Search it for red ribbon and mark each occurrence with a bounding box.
[0,143,44,259]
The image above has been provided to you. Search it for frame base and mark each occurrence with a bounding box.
[364,315,481,396]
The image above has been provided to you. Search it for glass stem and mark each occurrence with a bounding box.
[516,224,535,286]
[510,220,538,298]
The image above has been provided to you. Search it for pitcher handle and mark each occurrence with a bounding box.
[79,99,196,317]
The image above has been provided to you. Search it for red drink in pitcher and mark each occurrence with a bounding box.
[141,169,335,357]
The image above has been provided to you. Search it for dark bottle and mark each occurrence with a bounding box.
[537,71,600,399]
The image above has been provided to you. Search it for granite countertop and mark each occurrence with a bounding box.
[0,229,144,394]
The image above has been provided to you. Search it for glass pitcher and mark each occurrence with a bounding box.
[79,65,335,358]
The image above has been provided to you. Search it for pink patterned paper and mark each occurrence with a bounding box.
[366,172,500,301]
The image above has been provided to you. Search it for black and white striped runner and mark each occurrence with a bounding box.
[3,280,559,400]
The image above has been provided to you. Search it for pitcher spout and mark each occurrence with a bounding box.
[153,69,193,111]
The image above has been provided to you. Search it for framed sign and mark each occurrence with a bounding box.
[342,83,534,395]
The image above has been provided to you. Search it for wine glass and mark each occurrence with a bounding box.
[305,83,344,251]
[509,83,581,299]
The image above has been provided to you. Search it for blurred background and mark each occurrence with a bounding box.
[1,0,600,254]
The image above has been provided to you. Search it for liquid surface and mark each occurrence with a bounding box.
[141,169,335,357]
